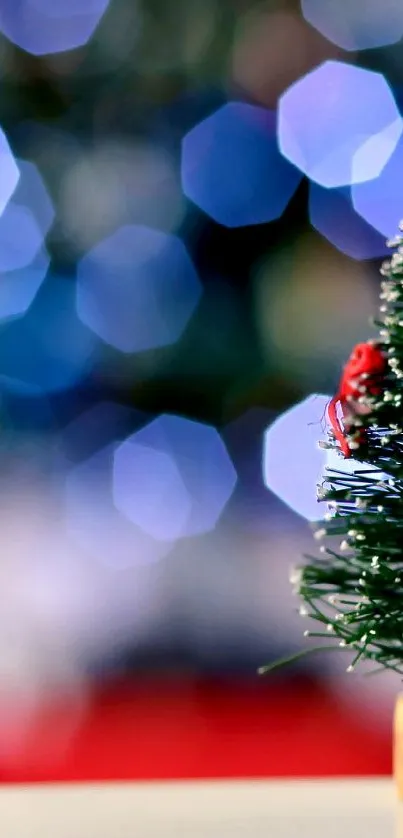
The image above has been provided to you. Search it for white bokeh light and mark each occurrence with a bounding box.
[0,126,20,216]
[0,0,111,55]
[278,61,403,188]
[76,226,202,354]
[113,415,238,540]
[302,0,403,51]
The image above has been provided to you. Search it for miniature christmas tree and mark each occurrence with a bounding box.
[261,226,403,677]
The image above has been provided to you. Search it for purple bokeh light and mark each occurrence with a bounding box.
[263,394,383,520]
[263,395,329,521]
[181,102,302,227]
[352,139,403,240]
[309,183,388,260]
[65,443,174,569]
[0,248,50,324]
[0,127,20,216]
[31,0,107,17]
[113,415,238,540]
[0,205,43,273]
[278,61,402,188]
[76,225,202,354]
[114,443,191,542]
[0,0,110,55]
[301,0,403,51]
[0,159,54,323]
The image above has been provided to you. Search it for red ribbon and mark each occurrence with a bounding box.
[327,342,386,458]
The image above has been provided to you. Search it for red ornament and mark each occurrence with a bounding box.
[327,342,386,458]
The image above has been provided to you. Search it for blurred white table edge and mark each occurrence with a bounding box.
[0,777,399,838]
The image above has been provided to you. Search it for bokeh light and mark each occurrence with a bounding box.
[352,139,403,239]
[114,440,191,541]
[0,158,54,323]
[0,0,110,55]
[0,204,43,273]
[263,394,328,521]
[263,395,381,520]
[65,442,174,568]
[0,126,19,215]
[0,275,97,392]
[308,183,388,260]
[0,247,50,324]
[181,102,302,227]
[76,225,202,354]
[59,141,185,251]
[278,61,403,187]
[31,0,107,17]
[301,0,403,51]
[113,414,238,539]
[0,0,399,757]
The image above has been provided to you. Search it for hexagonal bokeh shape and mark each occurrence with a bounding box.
[278,61,403,188]
[0,0,110,55]
[65,442,174,569]
[76,225,202,354]
[308,183,388,260]
[115,443,191,542]
[352,139,403,240]
[113,414,238,540]
[0,126,20,216]
[263,394,383,520]
[301,0,403,51]
[181,102,302,227]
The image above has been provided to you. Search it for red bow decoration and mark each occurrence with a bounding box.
[327,342,386,458]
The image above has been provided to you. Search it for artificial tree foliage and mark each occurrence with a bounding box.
[261,226,403,677]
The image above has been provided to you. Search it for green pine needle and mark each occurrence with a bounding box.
[257,644,342,675]
[260,230,403,677]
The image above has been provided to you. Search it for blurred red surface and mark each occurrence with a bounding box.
[0,676,392,782]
